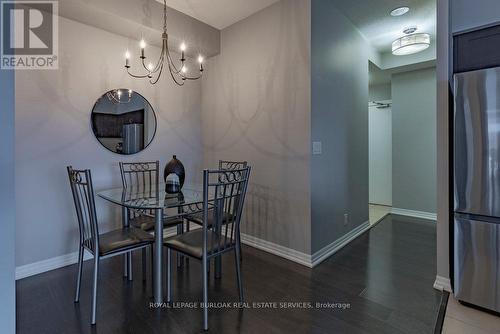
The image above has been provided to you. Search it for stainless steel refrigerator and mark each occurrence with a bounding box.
[454,66,500,312]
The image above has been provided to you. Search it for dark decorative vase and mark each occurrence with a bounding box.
[164,155,185,193]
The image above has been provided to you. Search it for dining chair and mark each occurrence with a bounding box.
[184,160,248,260]
[164,166,251,331]
[67,166,155,325]
[119,161,185,276]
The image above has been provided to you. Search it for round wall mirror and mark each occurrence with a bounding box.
[91,89,157,155]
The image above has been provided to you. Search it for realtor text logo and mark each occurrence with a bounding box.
[1,1,58,69]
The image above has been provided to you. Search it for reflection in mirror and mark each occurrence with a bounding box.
[91,89,157,155]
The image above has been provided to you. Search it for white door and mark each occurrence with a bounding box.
[369,101,392,206]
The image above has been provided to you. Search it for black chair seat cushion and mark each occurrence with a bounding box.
[130,214,183,232]
[163,229,235,259]
[98,227,154,256]
[185,211,234,227]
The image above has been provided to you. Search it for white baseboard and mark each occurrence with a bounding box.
[311,221,371,266]
[15,226,181,281]
[433,275,452,292]
[16,251,93,280]
[391,208,437,221]
[17,222,373,279]
[240,221,372,268]
[239,232,313,268]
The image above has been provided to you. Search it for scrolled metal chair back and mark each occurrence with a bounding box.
[119,161,160,216]
[67,166,99,254]
[203,166,251,255]
[218,160,248,171]
[217,160,248,215]
[119,161,159,192]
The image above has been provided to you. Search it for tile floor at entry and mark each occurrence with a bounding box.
[442,294,500,334]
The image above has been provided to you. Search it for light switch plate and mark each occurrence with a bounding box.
[312,141,322,155]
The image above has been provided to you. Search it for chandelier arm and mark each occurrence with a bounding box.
[150,62,164,85]
[167,61,185,86]
[140,50,164,74]
[166,49,202,80]
[166,47,183,74]
[126,67,153,79]
[181,73,203,80]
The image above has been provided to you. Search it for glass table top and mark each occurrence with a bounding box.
[97,184,205,211]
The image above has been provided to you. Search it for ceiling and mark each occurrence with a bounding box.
[162,0,279,30]
[332,0,436,53]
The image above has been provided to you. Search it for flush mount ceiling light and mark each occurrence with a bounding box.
[390,6,410,16]
[122,0,204,85]
[392,27,430,56]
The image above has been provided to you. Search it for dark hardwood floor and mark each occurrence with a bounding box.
[17,214,441,334]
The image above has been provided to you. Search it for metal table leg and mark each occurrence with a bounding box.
[122,206,129,278]
[154,208,164,303]
[176,224,183,268]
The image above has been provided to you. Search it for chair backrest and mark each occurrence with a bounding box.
[218,160,248,171]
[218,160,248,212]
[119,161,159,192]
[119,161,159,217]
[67,166,99,254]
[202,166,251,257]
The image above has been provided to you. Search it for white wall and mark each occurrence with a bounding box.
[15,17,204,267]
[392,67,437,214]
[369,103,392,206]
[201,0,311,254]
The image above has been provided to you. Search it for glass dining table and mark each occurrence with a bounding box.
[98,184,207,304]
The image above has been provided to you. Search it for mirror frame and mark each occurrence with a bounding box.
[90,89,158,155]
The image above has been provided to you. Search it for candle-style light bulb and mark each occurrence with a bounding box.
[147,62,154,71]
[140,39,146,58]
[198,55,204,72]
[181,65,187,74]
[180,42,186,62]
[124,50,130,67]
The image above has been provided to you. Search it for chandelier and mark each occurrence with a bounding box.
[123,0,204,85]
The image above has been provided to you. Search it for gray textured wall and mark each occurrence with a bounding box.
[392,67,437,213]
[451,0,500,33]
[311,0,370,253]
[201,0,312,254]
[0,69,15,332]
[15,16,204,267]
[369,84,391,101]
